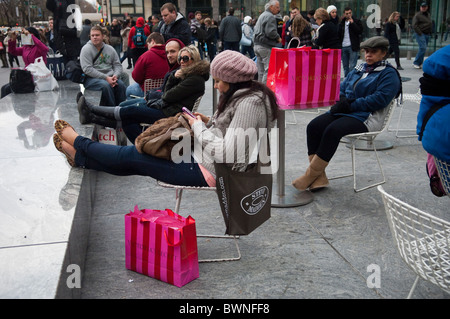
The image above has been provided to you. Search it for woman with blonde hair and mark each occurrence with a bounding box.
[54,50,278,188]
[312,8,340,49]
[77,45,210,143]
[384,11,403,70]
[288,14,313,47]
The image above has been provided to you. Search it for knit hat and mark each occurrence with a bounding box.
[210,50,257,83]
[326,5,337,13]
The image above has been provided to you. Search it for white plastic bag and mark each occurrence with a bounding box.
[26,57,59,92]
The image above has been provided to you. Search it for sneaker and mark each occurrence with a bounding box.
[397,66,404,70]
[413,64,421,69]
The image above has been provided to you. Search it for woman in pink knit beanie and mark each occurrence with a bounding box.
[53,50,279,188]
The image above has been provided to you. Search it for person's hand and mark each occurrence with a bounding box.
[193,112,210,124]
[183,113,203,127]
[106,76,117,87]
[174,69,182,78]
[9,31,17,41]
[329,98,354,114]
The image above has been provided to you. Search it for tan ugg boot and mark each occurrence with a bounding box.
[292,155,329,191]
[308,155,329,191]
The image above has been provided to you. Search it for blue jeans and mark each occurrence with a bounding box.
[125,82,144,100]
[223,41,240,51]
[84,77,126,106]
[414,33,430,66]
[73,136,208,186]
[341,46,359,77]
[241,45,255,59]
[119,104,166,143]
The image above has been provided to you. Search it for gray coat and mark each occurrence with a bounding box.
[253,8,280,48]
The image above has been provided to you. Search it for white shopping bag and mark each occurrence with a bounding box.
[26,56,59,92]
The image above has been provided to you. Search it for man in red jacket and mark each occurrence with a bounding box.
[127,16,151,66]
[126,32,170,99]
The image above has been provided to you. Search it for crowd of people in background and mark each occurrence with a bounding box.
[0,2,443,75]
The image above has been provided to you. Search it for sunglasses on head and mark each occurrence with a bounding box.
[178,55,191,62]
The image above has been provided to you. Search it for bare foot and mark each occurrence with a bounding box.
[60,126,79,146]
[61,140,76,160]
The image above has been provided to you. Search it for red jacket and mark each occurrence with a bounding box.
[131,45,169,90]
[128,17,151,50]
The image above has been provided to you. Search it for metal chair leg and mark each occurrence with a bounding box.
[198,235,241,263]
[407,276,420,299]
[169,187,241,263]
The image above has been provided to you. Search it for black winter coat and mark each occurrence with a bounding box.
[46,0,81,61]
[338,18,364,52]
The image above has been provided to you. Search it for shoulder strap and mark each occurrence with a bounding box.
[419,101,449,139]
[93,47,104,64]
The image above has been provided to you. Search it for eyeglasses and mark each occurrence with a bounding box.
[178,55,191,63]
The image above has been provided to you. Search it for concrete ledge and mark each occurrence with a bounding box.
[0,81,99,298]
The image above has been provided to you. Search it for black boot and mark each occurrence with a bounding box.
[90,104,120,120]
[77,96,93,124]
[91,114,117,128]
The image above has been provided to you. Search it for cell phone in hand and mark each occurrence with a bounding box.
[182,107,196,118]
[21,34,33,45]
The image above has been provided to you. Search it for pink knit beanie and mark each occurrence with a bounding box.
[210,50,257,83]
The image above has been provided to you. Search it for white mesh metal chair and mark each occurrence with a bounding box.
[377,186,450,298]
[144,78,165,92]
[329,99,397,192]
[388,89,420,138]
[157,181,241,263]
[434,157,450,198]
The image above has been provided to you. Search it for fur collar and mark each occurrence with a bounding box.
[177,60,210,80]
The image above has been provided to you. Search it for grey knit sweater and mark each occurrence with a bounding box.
[192,89,276,176]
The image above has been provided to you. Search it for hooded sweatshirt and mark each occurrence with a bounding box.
[127,17,151,50]
[131,44,170,90]
[80,40,123,79]
[166,37,185,72]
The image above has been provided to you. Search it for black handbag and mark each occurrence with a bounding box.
[65,47,104,84]
[214,134,272,236]
[9,69,35,93]
[65,60,86,83]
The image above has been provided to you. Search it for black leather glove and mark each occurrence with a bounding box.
[330,97,354,114]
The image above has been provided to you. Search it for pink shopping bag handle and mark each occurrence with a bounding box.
[164,230,183,247]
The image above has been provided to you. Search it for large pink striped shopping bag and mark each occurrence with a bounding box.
[267,47,341,109]
[125,206,199,287]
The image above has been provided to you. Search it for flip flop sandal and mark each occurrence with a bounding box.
[53,133,76,167]
[54,119,76,137]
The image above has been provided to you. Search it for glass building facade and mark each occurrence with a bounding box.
[105,0,449,55]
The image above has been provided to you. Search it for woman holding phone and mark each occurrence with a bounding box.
[77,45,209,143]
[53,50,278,187]
[8,27,48,67]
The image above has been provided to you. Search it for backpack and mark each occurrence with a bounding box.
[133,27,147,47]
[9,69,35,93]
